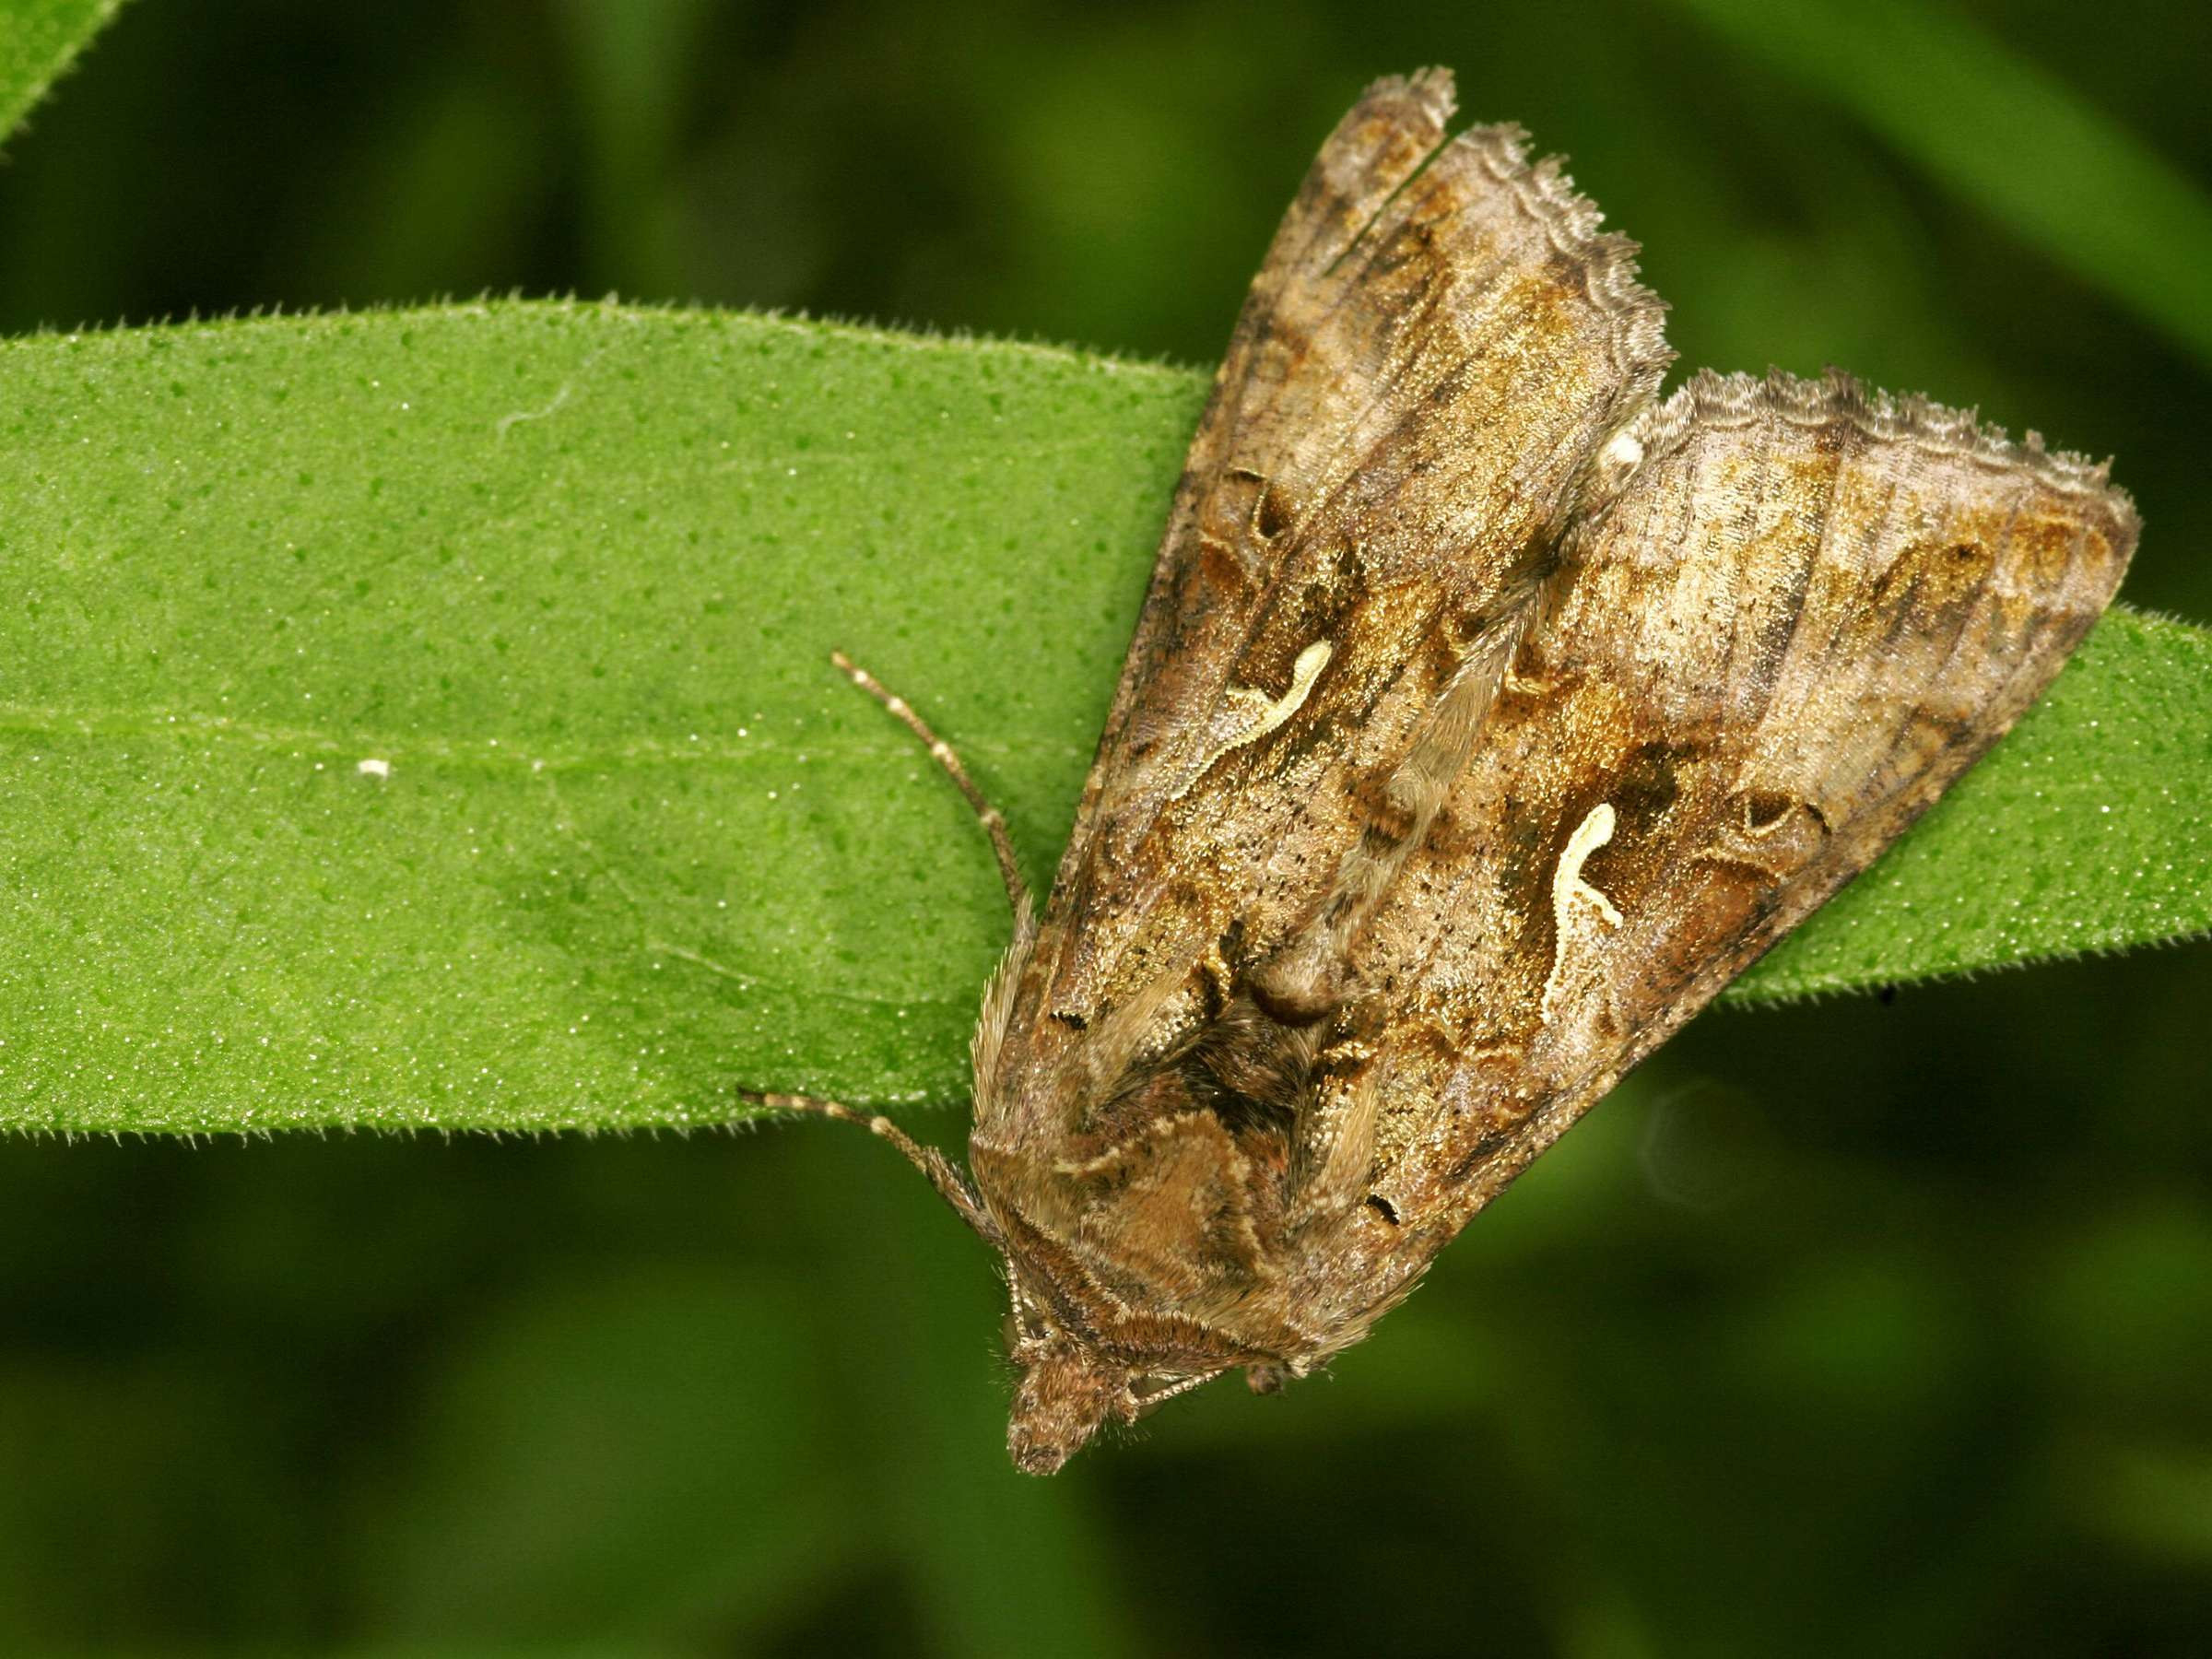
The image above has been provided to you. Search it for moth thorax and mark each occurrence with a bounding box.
[1007,1338,1132,1475]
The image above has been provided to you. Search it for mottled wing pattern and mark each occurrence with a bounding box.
[984,68,1669,1143]
[1324,370,2136,1302]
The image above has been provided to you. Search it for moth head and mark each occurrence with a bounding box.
[1004,1333,1130,1475]
[1001,1293,1228,1473]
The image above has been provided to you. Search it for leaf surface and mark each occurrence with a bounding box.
[0,303,2203,1133]
[0,0,126,147]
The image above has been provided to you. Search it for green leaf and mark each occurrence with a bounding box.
[0,0,128,147]
[1665,0,2212,370]
[1,302,2205,1135]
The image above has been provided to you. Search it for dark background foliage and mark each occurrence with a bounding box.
[3,2,2208,1653]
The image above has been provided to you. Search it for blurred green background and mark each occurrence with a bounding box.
[2,1,2208,1653]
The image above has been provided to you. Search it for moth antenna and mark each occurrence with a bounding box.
[830,650,1030,921]
[743,1089,1005,1249]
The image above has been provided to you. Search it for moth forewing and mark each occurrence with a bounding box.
[782,68,2136,1474]
[1347,369,2136,1251]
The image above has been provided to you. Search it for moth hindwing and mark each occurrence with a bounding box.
[757,66,2138,1473]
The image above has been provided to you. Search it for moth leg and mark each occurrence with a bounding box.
[1287,1045,1384,1225]
[1245,1359,1318,1394]
[830,651,1030,921]
[1195,937,1236,1018]
[741,1088,1004,1248]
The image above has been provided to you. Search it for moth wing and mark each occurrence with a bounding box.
[983,70,1672,1137]
[1340,369,2136,1264]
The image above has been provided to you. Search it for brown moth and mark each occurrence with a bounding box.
[748,67,2137,1473]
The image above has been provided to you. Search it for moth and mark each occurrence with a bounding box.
[748,68,2137,1472]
